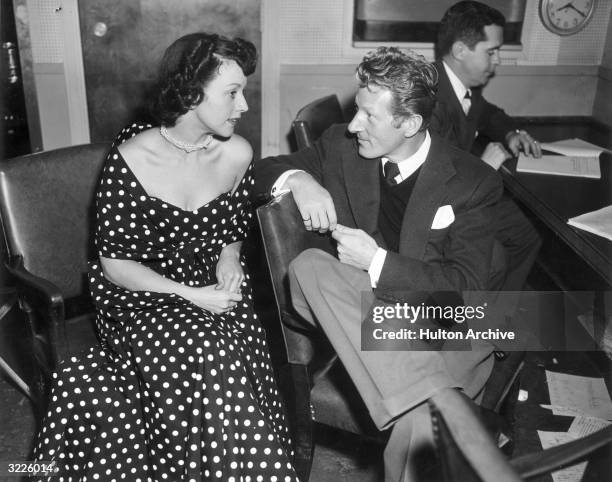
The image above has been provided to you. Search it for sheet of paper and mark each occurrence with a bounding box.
[568,415,612,438]
[537,431,588,482]
[545,371,612,420]
[540,404,593,417]
[517,154,601,179]
[540,138,608,157]
[567,205,612,242]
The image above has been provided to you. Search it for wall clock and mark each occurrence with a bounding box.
[539,0,596,36]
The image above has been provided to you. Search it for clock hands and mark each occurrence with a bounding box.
[556,2,573,11]
[568,4,587,17]
[556,2,587,17]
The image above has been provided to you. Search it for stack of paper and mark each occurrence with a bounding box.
[537,431,588,482]
[517,154,600,179]
[567,205,612,242]
[540,138,609,157]
[543,371,612,420]
[538,371,612,482]
[516,137,605,179]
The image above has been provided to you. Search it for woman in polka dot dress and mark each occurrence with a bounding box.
[33,33,298,481]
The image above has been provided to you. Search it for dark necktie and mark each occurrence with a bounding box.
[383,161,400,185]
[462,90,472,115]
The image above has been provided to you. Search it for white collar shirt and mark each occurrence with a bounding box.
[381,130,431,184]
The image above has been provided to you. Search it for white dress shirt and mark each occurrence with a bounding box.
[368,131,431,287]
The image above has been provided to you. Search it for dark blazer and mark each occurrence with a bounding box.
[255,124,503,294]
[430,60,518,153]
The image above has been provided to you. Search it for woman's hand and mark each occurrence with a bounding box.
[183,285,243,314]
[216,242,244,293]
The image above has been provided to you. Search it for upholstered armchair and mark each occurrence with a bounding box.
[0,143,109,414]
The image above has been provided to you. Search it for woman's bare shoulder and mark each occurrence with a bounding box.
[214,135,253,190]
[117,128,161,166]
[222,134,253,167]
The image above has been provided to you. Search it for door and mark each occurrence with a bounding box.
[1,0,30,159]
[78,0,262,157]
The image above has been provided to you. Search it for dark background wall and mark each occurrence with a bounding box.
[79,0,262,157]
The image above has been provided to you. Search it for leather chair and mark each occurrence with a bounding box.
[256,193,524,480]
[292,94,345,150]
[0,143,110,413]
[256,193,379,480]
[429,387,612,481]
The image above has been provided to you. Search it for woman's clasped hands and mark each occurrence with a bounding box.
[181,246,244,314]
[185,285,242,314]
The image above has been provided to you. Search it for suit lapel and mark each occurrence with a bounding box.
[435,62,475,151]
[436,64,465,119]
[399,138,456,260]
[342,141,381,238]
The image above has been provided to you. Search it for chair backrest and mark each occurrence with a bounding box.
[0,143,110,300]
[430,387,612,481]
[430,388,522,482]
[257,193,336,319]
[256,193,335,318]
[292,94,344,150]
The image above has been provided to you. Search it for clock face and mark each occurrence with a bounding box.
[540,0,595,35]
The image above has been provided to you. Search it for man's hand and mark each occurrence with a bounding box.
[331,224,378,270]
[286,171,337,232]
[505,129,542,158]
[481,142,512,170]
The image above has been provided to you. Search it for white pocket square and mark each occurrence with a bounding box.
[431,205,455,229]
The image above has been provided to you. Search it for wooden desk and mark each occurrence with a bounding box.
[498,118,612,481]
[501,117,612,290]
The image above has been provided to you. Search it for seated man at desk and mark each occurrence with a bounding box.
[431,0,542,291]
[255,47,502,482]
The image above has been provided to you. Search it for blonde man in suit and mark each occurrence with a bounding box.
[256,47,502,481]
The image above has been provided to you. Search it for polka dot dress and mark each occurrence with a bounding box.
[33,124,298,481]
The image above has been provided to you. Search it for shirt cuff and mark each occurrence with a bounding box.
[368,248,387,288]
[271,169,304,197]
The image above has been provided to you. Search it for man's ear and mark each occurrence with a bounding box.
[402,115,423,138]
[451,40,468,60]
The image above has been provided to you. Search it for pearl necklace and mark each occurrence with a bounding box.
[159,126,213,153]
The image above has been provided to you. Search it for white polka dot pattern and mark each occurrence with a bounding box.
[33,124,297,481]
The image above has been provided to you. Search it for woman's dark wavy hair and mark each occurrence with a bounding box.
[151,33,257,126]
[435,1,505,60]
[356,47,438,131]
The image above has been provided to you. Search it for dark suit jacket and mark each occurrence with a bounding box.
[255,124,503,294]
[430,60,518,153]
